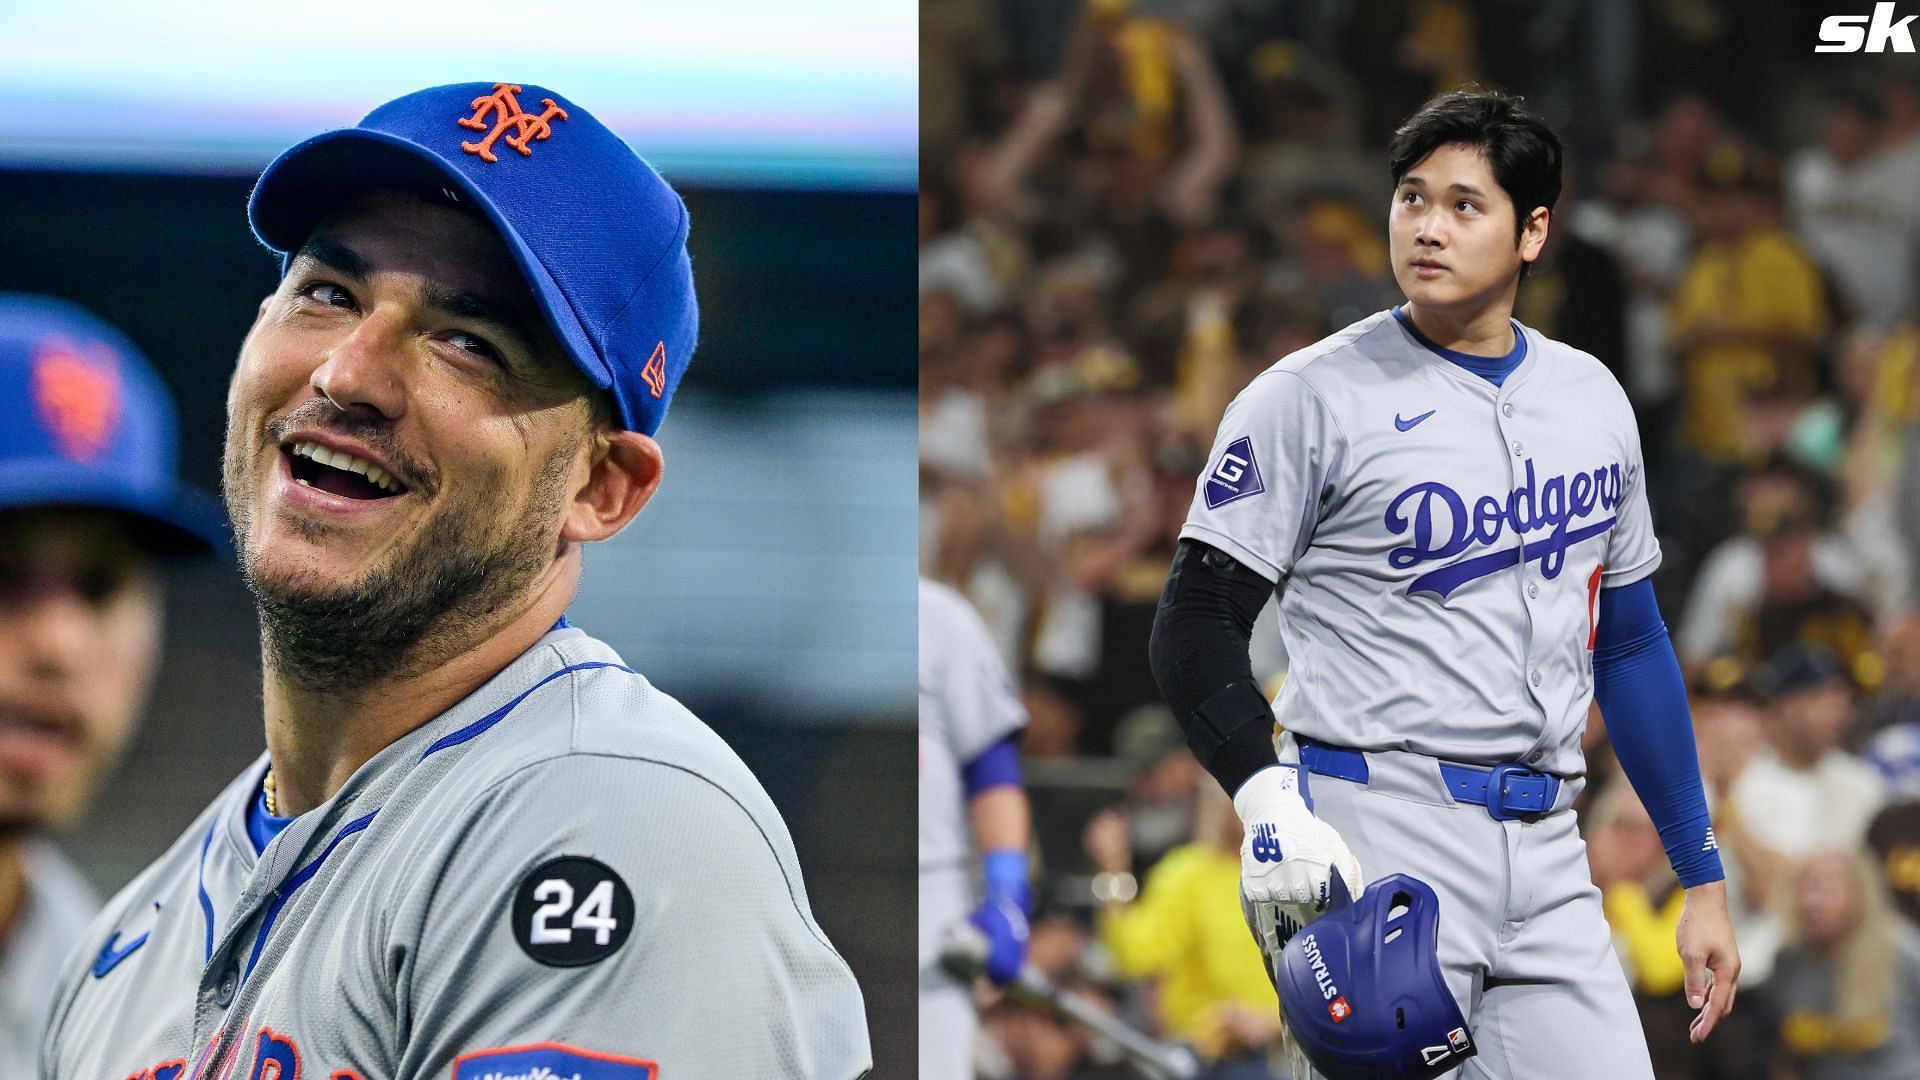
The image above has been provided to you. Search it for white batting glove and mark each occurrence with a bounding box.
[1234,765,1363,939]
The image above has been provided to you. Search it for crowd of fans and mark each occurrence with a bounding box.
[921,1,1920,1077]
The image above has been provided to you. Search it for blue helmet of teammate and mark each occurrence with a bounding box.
[1275,873,1476,1080]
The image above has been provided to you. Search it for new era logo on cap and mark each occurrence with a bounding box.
[641,342,668,399]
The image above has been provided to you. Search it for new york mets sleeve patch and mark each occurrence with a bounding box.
[453,1042,658,1079]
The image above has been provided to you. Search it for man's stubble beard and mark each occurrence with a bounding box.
[225,442,575,698]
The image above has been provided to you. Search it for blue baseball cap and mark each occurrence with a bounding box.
[1756,643,1848,700]
[246,82,698,436]
[0,294,228,555]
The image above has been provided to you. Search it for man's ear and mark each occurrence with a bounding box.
[1520,205,1551,264]
[561,429,663,543]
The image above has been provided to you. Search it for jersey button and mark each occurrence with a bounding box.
[1502,403,1515,417]
[215,969,237,1007]
[1527,583,1539,599]
[1530,670,1543,687]
[1511,440,1524,456]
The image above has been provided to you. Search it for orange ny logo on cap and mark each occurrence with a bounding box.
[458,83,569,163]
[32,339,122,463]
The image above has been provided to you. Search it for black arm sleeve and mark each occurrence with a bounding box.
[1148,538,1282,796]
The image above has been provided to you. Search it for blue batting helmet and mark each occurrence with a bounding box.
[1276,874,1476,1080]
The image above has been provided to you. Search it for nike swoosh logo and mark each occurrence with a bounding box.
[91,907,158,978]
[92,931,148,977]
[1395,410,1436,431]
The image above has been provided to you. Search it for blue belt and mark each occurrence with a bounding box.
[1297,739,1563,822]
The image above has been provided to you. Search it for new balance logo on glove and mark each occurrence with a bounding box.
[1251,822,1285,863]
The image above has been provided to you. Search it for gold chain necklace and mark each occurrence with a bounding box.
[263,767,281,817]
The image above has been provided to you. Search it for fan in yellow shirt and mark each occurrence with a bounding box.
[1667,142,1828,462]
[1084,779,1281,1064]
[1588,778,1689,996]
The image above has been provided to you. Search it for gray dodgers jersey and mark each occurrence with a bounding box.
[917,578,1029,876]
[1182,309,1661,777]
[917,579,1028,973]
[43,625,871,1079]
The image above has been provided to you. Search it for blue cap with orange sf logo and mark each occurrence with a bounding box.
[246,82,698,437]
[0,293,228,554]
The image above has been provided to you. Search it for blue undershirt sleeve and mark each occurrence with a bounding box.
[962,735,1024,797]
[1591,578,1725,888]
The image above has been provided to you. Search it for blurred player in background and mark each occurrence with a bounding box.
[0,295,224,1070]
[920,576,1034,1080]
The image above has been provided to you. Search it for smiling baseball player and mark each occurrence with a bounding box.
[1149,90,1739,1075]
[41,83,870,1079]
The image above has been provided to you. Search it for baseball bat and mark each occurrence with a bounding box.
[938,924,1200,1080]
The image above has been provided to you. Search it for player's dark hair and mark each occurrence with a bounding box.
[1387,89,1562,271]
[584,387,617,432]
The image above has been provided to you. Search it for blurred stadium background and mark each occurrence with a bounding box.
[0,1,917,1072]
[922,2,1920,1077]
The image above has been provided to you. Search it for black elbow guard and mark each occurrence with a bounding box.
[1188,678,1285,795]
[1149,540,1282,794]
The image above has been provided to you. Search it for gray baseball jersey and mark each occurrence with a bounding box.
[918,578,1026,1080]
[1183,308,1660,777]
[1186,308,1661,1077]
[43,624,871,1080]
[0,839,99,1075]
[918,578,1028,879]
